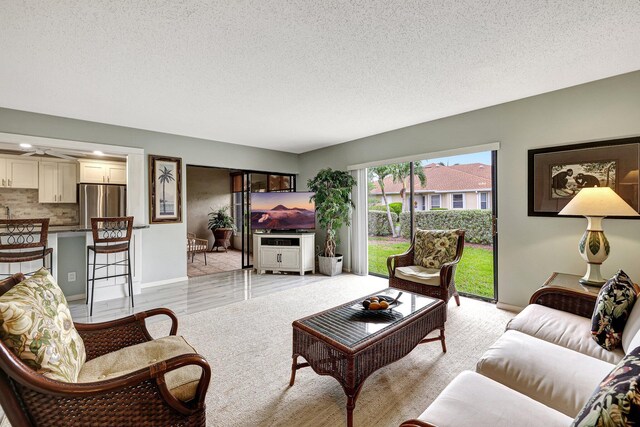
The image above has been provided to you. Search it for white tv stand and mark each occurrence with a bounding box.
[253,233,315,275]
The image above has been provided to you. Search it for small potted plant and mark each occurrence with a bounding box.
[307,168,356,276]
[208,206,236,252]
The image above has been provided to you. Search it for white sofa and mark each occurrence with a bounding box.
[400,285,640,427]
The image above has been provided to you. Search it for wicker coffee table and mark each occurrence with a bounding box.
[289,288,446,427]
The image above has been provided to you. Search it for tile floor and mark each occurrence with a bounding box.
[187,248,252,277]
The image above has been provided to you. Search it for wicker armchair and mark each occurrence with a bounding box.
[187,232,209,265]
[387,229,465,306]
[0,273,211,427]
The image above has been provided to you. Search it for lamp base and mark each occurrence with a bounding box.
[579,263,606,287]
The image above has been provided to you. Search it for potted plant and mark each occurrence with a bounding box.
[307,168,356,276]
[208,206,236,252]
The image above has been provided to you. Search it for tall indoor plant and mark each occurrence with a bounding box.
[307,168,356,276]
[208,206,236,251]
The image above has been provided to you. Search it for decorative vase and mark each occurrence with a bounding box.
[318,254,343,276]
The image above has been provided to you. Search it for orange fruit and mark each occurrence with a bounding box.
[370,297,379,302]
[368,302,381,310]
[379,301,389,309]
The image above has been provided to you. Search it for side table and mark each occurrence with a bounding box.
[529,272,599,318]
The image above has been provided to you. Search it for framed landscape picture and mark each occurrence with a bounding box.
[149,155,182,223]
[528,137,640,217]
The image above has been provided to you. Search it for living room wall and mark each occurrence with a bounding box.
[298,71,640,308]
[0,108,299,285]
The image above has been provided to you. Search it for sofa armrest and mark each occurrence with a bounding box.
[387,248,414,277]
[529,287,596,318]
[76,308,179,360]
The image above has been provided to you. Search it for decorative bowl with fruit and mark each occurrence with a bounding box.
[361,292,402,311]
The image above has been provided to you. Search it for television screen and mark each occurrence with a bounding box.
[250,192,315,230]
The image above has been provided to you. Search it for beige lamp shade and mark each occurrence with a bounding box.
[558,187,639,217]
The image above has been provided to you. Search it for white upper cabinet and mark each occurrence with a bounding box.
[0,157,39,189]
[79,160,126,184]
[38,161,78,203]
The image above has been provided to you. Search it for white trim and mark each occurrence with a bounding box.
[347,142,500,170]
[0,132,144,155]
[140,276,189,289]
[350,169,369,275]
[496,301,524,313]
[478,191,489,210]
[65,293,85,302]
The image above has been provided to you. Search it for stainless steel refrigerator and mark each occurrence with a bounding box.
[79,184,127,228]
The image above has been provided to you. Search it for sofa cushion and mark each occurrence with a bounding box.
[413,371,573,427]
[79,335,202,401]
[591,270,637,351]
[413,229,460,269]
[622,292,640,354]
[476,330,614,417]
[0,268,86,382]
[572,346,640,426]
[507,304,624,364]
[395,265,440,286]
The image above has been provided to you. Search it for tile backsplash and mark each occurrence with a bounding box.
[0,188,78,225]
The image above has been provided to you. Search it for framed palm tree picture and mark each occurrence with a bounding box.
[149,155,182,223]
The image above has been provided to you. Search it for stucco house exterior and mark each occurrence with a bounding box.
[370,163,492,211]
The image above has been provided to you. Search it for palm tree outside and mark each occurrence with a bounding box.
[391,162,427,212]
[158,165,175,215]
[369,165,396,237]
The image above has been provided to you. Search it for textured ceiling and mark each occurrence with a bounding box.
[1,1,639,154]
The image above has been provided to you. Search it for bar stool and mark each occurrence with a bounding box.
[87,216,134,316]
[0,218,53,277]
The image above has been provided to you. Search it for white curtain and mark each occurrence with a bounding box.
[350,168,369,275]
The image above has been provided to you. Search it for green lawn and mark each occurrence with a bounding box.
[368,238,494,298]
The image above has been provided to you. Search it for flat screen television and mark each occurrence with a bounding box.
[250,192,315,231]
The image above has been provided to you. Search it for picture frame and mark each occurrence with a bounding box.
[528,137,640,218]
[149,155,182,223]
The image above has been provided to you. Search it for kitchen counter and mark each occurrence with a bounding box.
[48,224,150,233]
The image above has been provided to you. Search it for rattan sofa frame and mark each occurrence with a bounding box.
[387,230,465,306]
[0,273,211,427]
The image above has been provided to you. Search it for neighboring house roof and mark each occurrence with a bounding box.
[370,163,492,194]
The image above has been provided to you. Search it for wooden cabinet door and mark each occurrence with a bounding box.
[38,162,58,203]
[79,161,106,183]
[7,159,39,189]
[0,159,6,188]
[106,163,126,184]
[279,248,300,269]
[260,248,281,268]
[58,163,78,203]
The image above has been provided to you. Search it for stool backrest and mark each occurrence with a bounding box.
[0,218,50,250]
[91,217,134,244]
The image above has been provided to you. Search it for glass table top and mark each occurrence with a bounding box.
[298,288,440,348]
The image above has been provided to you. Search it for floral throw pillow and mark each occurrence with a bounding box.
[572,346,640,426]
[591,270,637,351]
[0,268,86,382]
[413,229,460,269]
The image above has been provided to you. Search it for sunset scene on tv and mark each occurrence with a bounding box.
[251,192,315,230]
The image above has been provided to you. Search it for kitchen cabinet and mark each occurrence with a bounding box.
[0,157,39,189]
[79,160,126,184]
[39,161,77,203]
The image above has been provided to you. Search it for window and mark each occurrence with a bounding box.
[430,194,441,209]
[479,192,488,209]
[452,193,464,209]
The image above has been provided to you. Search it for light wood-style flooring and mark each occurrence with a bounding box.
[69,269,326,323]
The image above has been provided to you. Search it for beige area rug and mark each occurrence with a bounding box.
[146,274,514,427]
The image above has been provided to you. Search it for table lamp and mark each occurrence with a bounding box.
[558,187,639,286]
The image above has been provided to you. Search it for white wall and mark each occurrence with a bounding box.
[186,166,232,248]
[299,71,640,307]
[0,108,299,284]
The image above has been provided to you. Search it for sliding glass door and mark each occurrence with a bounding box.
[367,151,497,300]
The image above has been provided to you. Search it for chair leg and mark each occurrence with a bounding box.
[454,292,461,306]
[127,247,134,308]
[85,247,90,304]
[204,251,207,266]
[90,250,97,317]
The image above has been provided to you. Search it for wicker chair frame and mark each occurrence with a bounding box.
[387,230,465,305]
[0,273,211,427]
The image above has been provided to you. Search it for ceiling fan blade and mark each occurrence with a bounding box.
[21,152,36,156]
[49,152,76,160]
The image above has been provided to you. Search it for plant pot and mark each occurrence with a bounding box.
[211,228,233,252]
[318,254,343,276]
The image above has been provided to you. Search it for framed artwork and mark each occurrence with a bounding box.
[528,137,640,217]
[149,155,182,223]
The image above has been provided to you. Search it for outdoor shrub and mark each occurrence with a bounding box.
[399,210,492,244]
[368,210,398,236]
[389,202,402,217]
[369,205,387,211]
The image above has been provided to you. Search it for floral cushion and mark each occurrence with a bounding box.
[0,268,86,382]
[572,346,640,426]
[413,229,460,269]
[591,270,637,351]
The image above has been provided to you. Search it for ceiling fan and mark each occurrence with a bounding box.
[19,145,76,160]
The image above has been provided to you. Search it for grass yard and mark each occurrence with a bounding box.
[368,237,494,299]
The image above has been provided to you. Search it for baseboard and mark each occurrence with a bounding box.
[496,301,524,313]
[140,276,189,289]
[66,293,85,302]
